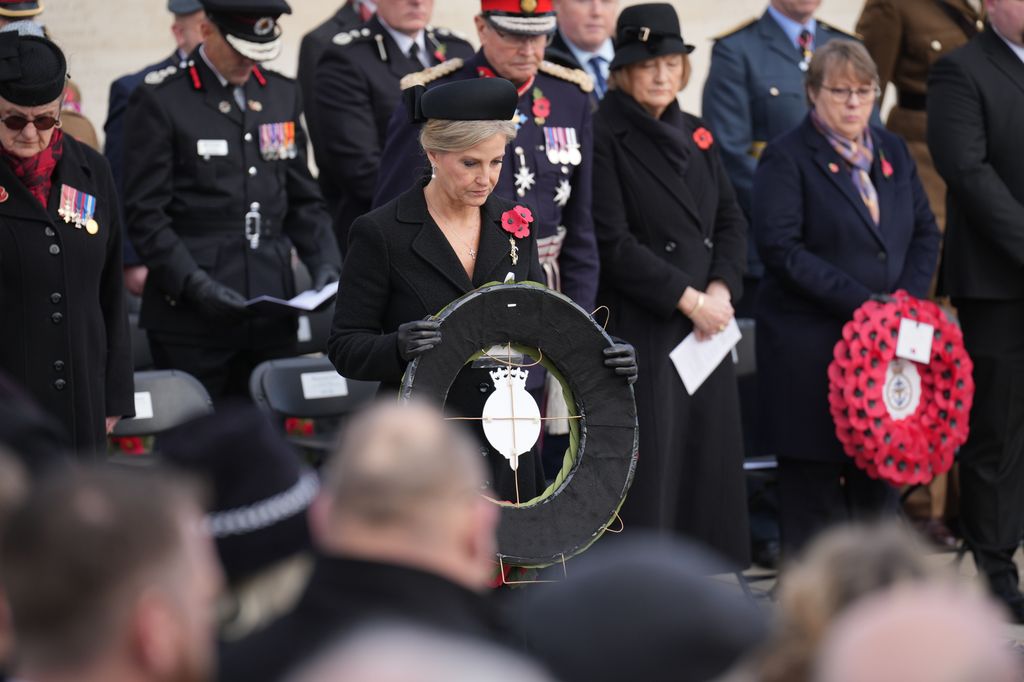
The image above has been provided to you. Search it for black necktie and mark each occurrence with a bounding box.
[407,42,425,67]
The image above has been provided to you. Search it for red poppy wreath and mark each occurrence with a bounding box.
[827,291,974,486]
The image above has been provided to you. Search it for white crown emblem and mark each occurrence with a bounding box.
[489,366,530,389]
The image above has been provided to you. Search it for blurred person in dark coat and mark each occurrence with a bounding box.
[592,3,749,565]
[0,451,27,682]
[753,40,939,553]
[104,0,206,297]
[0,467,222,682]
[0,33,134,455]
[545,0,618,107]
[926,0,1024,621]
[219,401,508,682]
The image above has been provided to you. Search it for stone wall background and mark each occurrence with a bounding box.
[43,0,866,145]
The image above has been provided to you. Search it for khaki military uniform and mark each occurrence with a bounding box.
[857,0,983,230]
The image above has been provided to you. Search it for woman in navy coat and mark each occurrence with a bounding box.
[753,40,940,553]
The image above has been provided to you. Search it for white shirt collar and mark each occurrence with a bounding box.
[377,15,427,62]
[993,24,1024,65]
[199,44,230,88]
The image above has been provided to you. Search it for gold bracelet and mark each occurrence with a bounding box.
[689,293,705,316]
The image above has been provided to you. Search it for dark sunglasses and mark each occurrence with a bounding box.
[0,114,62,132]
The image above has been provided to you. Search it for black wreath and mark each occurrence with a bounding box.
[400,282,639,567]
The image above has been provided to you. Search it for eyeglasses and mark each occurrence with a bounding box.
[0,114,62,132]
[820,85,881,104]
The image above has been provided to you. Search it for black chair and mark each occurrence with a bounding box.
[249,356,378,455]
[109,369,214,462]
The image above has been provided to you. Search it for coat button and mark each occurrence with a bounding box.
[49,244,60,255]
[53,378,66,390]
[478,382,490,394]
[51,312,63,324]
[50,292,62,304]
[769,86,780,96]
[664,241,677,253]
[877,251,887,262]
[244,132,253,142]
[53,360,65,371]
[44,227,55,237]
[248,166,257,176]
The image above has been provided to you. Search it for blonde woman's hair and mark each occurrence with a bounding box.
[419,118,517,154]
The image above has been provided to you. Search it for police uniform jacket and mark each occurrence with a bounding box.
[701,12,862,277]
[592,89,749,565]
[314,16,474,248]
[218,555,507,682]
[857,0,982,227]
[104,50,184,266]
[328,182,546,501]
[753,116,939,462]
[373,51,600,313]
[296,1,362,158]
[123,49,340,349]
[0,136,134,454]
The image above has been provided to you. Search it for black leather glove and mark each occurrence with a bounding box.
[183,270,249,319]
[397,319,441,361]
[604,342,638,385]
[311,263,341,291]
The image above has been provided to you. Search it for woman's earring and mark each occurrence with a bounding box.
[430,165,437,179]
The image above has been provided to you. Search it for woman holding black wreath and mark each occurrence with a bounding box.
[328,78,636,503]
[0,33,133,455]
[591,3,749,565]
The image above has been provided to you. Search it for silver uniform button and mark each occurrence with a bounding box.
[244,132,253,142]
[248,167,257,176]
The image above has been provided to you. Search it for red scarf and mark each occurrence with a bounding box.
[2,129,64,208]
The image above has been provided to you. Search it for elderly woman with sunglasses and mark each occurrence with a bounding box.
[0,34,133,455]
[752,40,939,554]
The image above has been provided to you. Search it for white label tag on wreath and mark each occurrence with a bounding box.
[481,367,542,471]
[884,359,922,421]
[896,318,934,364]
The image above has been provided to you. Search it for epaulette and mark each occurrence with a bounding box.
[143,64,179,86]
[332,26,373,46]
[711,17,758,41]
[431,25,470,43]
[818,20,862,41]
[538,60,593,94]
[399,57,464,90]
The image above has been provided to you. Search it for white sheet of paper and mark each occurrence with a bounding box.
[286,281,340,310]
[895,318,934,364]
[133,391,154,420]
[300,371,349,400]
[669,319,743,395]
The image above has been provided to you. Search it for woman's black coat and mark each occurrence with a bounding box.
[592,90,749,566]
[328,183,546,501]
[0,136,134,455]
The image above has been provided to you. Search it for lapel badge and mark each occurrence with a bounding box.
[218,100,232,114]
[828,162,840,174]
[0,186,7,203]
[248,99,263,112]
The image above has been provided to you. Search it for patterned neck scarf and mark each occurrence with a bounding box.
[2,129,64,208]
[811,109,879,225]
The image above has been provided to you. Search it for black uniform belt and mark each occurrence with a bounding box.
[172,219,281,238]
[898,92,927,111]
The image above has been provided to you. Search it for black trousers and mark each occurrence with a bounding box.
[953,298,1024,597]
[778,457,898,554]
[149,336,295,406]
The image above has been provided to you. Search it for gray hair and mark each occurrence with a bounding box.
[419,118,517,155]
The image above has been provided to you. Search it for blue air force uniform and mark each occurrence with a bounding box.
[702,10,864,281]
[373,52,599,312]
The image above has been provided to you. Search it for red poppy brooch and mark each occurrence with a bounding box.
[532,87,551,125]
[880,149,894,179]
[692,126,714,150]
[828,291,974,486]
[501,205,533,266]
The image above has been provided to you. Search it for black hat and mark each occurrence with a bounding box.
[201,0,291,62]
[0,33,66,106]
[512,534,768,682]
[0,0,42,18]
[406,78,519,124]
[159,404,316,584]
[168,0,203,14]
[609,3,695,71]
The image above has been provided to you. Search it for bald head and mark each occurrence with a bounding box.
[314,401,498,590]
[815,583,1019,682]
